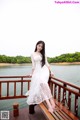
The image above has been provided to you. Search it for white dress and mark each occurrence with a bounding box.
[26,52,53,105]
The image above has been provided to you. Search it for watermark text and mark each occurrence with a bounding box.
[54,1,80,4]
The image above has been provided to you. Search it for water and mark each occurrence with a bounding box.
[0,64,80,115]
[0,64,80,86]
[51,64,80,86]
[0,64,31,76]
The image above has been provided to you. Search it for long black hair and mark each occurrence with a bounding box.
[34,40,45,67]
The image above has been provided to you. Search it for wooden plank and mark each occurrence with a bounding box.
[43,102,60,120]
[53,110,65,120]
[0,80,31,83]
[44,101,72,120]
[42,99,79,120]
[39,102,55,120]
[0,95,27,100]
[51,111,60,120]
[56,107,72,120]
[0,75,31,79]
[43,101,71,120]
[54,99,79,120]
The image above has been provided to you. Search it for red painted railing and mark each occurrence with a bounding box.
[0,76,31,99]
[49,77,80,117]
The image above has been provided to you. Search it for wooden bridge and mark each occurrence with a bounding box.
[0,75,80,120]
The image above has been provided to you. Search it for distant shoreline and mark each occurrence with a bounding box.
[0,63,31,66]
[0,62,80,66]
[50,62,80,65]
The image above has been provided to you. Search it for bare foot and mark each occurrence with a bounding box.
[50,100,56,109]
[48,107,53,114]
[52,103,55,108]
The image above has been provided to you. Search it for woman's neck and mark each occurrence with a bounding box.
[35,51,42,56]
[36,51,40,53]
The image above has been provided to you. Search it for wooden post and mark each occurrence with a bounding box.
[54,84,57,99]
[74,95,78,116]
[68,92,71,110]
[58,86,61,102]
[13,103,19,117]
[62,83,67,105]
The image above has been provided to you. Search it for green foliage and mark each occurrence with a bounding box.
[0,52,80,63]
[48,52,80,63]
[0,55,31,64]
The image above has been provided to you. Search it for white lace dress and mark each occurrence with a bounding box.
[26,52,53,105]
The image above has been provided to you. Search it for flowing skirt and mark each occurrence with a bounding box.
[26,65,52,105]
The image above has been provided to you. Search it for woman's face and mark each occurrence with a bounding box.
[37,43,43,52]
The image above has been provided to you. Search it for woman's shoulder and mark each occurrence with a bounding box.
[31,52,42,57]
[31,52,35,57]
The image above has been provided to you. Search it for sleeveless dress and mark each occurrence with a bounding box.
[26,52,53,105]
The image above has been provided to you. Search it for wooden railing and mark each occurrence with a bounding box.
[0,75,31,99]
[0,75,80,117]
[49,77,80,117]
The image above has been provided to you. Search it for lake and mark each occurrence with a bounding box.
[0,64,80,86]
[0,64,80,114]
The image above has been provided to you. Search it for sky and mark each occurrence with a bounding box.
[0,0,80,57]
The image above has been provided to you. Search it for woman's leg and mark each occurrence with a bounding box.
[45,99,53,113]
[49,98,55,109]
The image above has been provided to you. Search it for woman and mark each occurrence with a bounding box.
[26,40,55,114]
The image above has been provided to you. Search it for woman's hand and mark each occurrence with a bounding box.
[50,71,54,77]
[28,74,32,77]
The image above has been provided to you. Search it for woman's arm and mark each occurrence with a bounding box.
[31,54,35,75]
[45,56,54,76]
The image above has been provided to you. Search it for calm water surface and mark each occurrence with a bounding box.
[0,64,80,85]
